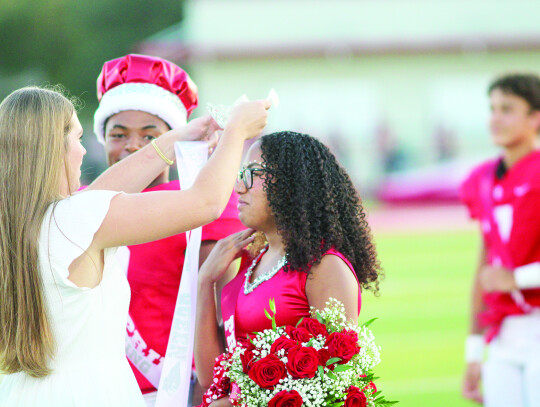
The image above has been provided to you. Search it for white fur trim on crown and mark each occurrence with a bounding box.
[93,83,188,145]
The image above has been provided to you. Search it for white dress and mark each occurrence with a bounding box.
[0,191,145,407]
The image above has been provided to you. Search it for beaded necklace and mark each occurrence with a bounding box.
[244,246,287,295]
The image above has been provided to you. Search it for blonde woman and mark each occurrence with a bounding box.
[0,87,269,406]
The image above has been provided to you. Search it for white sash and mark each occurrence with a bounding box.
[155,141,208,407]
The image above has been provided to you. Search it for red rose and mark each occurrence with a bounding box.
[240,342,257,373]
[324,331,360,364]
[285,326,312,343]
[248,354,287,389]
[268,389,303,407]
[271,336,298,355]
[297,318,329,337]
[342,329,359,343]
[344,386,367,407]
[286,345,319,379]
[317,348,336,370]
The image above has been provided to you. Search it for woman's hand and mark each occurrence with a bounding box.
[199,229,255,285]
[226,100,271,141]
[184,114,221,142]
[165,114,221,150]
[158,115,220,156]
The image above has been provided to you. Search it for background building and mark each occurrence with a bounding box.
[138,0,540,198]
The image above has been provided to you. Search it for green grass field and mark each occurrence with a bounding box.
[361,229,482,407]
[0,228,483,406]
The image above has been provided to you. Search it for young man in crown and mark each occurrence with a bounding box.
[93,54,244,406]
[461,73,540,407]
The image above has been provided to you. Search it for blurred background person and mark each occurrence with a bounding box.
[461,73,540,407]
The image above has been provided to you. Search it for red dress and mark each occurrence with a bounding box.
[221,248,362,350]
[198,248,362,407]
[460,150,540,341]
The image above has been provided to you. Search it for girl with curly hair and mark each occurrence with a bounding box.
[194,131,382,406]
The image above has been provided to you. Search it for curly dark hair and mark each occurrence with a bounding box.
[259,131,381,293]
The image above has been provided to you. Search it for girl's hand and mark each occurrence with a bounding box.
[209,398,233,407]
[199,229,255,285]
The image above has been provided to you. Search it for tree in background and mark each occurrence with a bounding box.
[0,0,184,121]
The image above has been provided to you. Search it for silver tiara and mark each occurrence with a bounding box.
[206,89,279,128]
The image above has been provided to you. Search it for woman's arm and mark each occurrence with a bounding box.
[87,115,219,193]
[305,254,360,323]
[92,101,268,249]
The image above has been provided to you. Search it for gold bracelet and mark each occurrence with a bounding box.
[151,139,173,166]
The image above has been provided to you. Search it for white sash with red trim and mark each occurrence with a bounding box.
[155,141,208,407]
[122,142,208,405]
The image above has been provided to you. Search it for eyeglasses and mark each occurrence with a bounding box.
[237,166,267,190]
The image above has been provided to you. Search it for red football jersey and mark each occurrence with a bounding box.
[461,150,540,341]
[126,180,244,393]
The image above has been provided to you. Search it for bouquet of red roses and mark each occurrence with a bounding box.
[201,298,396,407]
